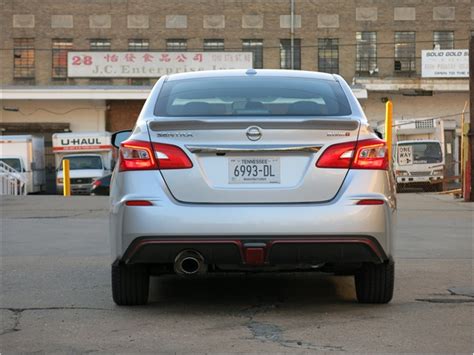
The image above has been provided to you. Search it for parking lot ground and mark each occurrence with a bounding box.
[1,193,473,353]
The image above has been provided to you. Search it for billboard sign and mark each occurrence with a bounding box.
[68,51,253,77]
[421,49,468,78]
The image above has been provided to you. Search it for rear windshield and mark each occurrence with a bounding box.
[154,77,352,117]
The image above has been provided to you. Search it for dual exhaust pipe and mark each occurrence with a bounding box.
[174,249,207,276]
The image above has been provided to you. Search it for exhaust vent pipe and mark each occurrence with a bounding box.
[174,250,206,275]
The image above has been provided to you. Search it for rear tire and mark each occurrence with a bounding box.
[112,262,150,306]
[355,261,394,304]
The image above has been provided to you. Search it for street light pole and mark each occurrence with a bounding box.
[290,0,295,70]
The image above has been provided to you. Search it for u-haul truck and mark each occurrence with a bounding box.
[53,132,113,195]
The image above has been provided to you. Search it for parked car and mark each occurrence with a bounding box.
[110,69,396,305]
[90,174,112,196]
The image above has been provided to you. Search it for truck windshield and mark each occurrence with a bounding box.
[398,142,443,164]
[60,156,103,170]
[0,158,22,171]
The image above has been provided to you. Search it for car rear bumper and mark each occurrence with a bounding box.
[110,170,396,263]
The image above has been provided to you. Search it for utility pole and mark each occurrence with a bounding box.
[290,0,295,70]
[467,36,474,201]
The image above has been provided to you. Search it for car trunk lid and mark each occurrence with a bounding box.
[147,118,360,203]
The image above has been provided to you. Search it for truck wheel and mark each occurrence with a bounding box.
[112,262,149,306]
[354,260,394,304]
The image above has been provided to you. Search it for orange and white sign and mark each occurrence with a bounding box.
[52,133,112,152]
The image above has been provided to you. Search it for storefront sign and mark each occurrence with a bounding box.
[421,49,469,78]
[68,52,253,77]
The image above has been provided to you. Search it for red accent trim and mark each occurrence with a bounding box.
[124,237,384,263]
[125,200,153,206]
[245,248,265,265]
[356,199,385,205]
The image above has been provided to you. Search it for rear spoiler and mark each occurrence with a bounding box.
[149,119,359,131]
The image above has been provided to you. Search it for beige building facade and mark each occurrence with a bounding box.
[1,0,472,189]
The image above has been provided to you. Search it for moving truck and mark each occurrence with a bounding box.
[394,140,445,191]
[0,135,46,193]
[53,132,113,195]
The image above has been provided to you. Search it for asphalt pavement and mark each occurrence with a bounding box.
[1,193,473,353]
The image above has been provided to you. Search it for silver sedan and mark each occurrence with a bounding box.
[110,69,396,305]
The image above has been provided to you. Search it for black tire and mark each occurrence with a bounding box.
[112,262,150,306]
[355,261,394,304]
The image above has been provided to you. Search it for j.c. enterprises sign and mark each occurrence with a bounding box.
[421,49,468,78]
[67,51,253,77]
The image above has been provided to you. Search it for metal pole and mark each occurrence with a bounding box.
[467,36,474,201]
[290,0,295,70]
[385,100,393,164]
[63,159,71,197]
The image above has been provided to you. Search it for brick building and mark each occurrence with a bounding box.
[1,0,472,188]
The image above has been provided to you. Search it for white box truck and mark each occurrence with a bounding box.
[0,135,46,194]
[53,132,113,195]
[394,140,445,191]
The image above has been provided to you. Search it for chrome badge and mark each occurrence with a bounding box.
[246,126,262,141]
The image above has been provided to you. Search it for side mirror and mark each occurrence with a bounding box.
[374,129,383,139]
[112,130,132,148]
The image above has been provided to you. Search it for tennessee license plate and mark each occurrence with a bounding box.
[229,157,280,184]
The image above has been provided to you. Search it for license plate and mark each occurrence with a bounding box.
[229,157,280,184]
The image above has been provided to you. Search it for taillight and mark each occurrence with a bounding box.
[119,140,156,171]
[92,179,102,187]
[153,143,193,169]
[316,139,388,170]
[119,140,192,172]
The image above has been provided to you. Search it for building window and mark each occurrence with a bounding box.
[89,39,111,84]
[128,39,149,51]
[242,39,263,69]
[280,39,301,70]
[415,119,434,129]
[128,39,150,86]
[52,39,73,79]
[90,38,111,51]
[167,39,187,52]
[203,39,224,51]
[394,32,416,74]
[318,38,339,74]
[356,32,377,75]
[433,31,454,50]
[13,38,35,79]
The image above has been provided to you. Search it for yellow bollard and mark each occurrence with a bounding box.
[63,159,71,197]
[385,100,393,164]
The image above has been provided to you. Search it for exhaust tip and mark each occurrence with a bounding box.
[180,257,200,274]
[174,250,206,276]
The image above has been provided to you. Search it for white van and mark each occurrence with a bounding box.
[53,132,113,194]
[0,135,45,193]
[394,140,444,191]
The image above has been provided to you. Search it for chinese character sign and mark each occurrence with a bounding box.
[68,52,253,77]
